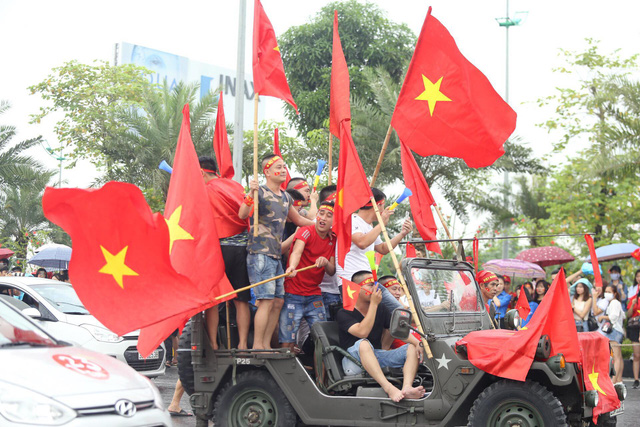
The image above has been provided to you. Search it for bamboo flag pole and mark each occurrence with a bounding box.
[369,123,393,187]
[433,205,458,253]
[370,197,433,359]
[328,133,333,185]
[215,264,318,300]
[253,93,260,237]
[225,302,231,349]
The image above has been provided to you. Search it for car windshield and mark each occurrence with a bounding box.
[403,267,482,314]
[0,301,57,347]
[31,284,90,315]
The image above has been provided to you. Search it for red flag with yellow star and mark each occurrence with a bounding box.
[399,141,441,254]
[341,278,362,311]
[391,7,516,168]
[329,9,350,139]
[578,332,620,423]
[335,122,373,268]
[138,105,235,356]
[42,182,202,337]
[213,92,235,179]
[456,269,580,380]
[253,0,298,112]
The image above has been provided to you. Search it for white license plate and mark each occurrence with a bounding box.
[610,402,624,417]
[138,350,160,360]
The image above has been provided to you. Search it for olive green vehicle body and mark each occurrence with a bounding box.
[182,258,616,426]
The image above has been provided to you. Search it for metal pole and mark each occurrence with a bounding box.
[58,158,62,187]
[233,0,247,184]
[501,0,510,259]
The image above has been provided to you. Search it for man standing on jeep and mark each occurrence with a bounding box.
[239,154,314,350]
[279,201,336,350]
[337,270,425,402]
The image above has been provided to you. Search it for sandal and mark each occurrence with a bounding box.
[169,409,192,417]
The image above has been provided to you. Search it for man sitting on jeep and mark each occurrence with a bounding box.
[477,270,499,327]
[336,270,425,402]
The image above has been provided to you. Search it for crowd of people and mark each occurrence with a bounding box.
[0,259,69,282]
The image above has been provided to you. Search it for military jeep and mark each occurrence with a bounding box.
[178,257,624,426]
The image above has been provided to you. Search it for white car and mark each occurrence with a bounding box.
[0,297,172,426]
[0,277,166,378]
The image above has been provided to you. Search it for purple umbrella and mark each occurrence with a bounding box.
[516,246,575,268]
[483,259,546,279]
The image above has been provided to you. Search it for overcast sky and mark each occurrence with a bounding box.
[1,0,639,234]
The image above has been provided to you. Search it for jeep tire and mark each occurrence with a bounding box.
[213,370,298,427]
[468,380,568,427]
[177,321,195,396]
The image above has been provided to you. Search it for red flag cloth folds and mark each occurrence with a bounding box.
[273,128,291,189]
[391,7,516,168]
[329,10,351,139]
[578,332,621,423]
[212,92,235,179]
[399,141,441,254]
[42,183,201,338]
[252,0,298,112]
[341,278,362,311]
[406,243,416,258]
[456,269,580,381]
[335,122,373,268]
[138,105,234,356]
[515,287,531,320]
[585,234,603,288]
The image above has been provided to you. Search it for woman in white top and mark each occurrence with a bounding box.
[597,284,625,384]
[571,280,592,332]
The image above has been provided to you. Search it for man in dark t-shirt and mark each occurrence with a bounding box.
[336,271,425,402]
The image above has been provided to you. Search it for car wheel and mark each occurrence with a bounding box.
[468,380,568,427]
[177,321,195,396]
[213,370,298,427]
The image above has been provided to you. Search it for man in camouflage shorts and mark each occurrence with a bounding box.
[239,153,313,350]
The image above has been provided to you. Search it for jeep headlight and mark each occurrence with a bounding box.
[614,382,627,401]
[0,380,76,425]
[504,309,520,330]
[584,389,599,407]
[81,324,123,343]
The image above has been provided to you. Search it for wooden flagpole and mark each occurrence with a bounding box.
[369,123,393,187]
[370,197,433,359]
[253,93,260,236]
[215,264,318,300]
[328,133,333,185]
[433,204,458,253]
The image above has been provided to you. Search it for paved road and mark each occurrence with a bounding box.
[153,367,639,426]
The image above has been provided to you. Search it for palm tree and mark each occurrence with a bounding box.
[99,81,218,204]
[0,100,45,189]
[0,168,55,260]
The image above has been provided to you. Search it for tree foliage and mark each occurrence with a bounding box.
[279,0,416,136]
[29,60,151,167]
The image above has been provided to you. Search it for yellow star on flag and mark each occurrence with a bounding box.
[588,363,607,395]
[273,45,280,52]
[98,245,138,289]
[337,189,344,208]
[165,205,194,253]
[347,285,356,299]
[415,75,452,116]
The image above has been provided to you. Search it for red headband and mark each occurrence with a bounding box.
[359,277,376,287]
[364,199,385,208]
[263,156,282,173]
[293,181,309,190]
[201,168,219,176]
[382,278,400,288]
[477,270,498,285]
[326,193,337,202]
[319,204,334,213]
[293,199,305,207]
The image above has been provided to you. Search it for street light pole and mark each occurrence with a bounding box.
[496,0,524,259]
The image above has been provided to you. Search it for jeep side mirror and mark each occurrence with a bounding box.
[22,307,42,319]
[389,308,412,340]
[504,309,520,330]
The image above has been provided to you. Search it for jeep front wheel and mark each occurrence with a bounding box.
[213,370,298,427]
[468,380,568,427]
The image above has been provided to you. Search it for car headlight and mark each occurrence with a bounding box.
[0,380,76,425]
[80,324,124,343]
[144,377,165,410]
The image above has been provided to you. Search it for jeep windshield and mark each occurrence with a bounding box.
[404,266,482,314]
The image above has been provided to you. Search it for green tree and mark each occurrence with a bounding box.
[0,101,45,189]
[0,169,55,260]
[538,41,640,246]
[279,0,416,136]
[29,60,151,168]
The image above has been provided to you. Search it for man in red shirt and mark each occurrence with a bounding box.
[200,156,251,350]
[279,201,336,350]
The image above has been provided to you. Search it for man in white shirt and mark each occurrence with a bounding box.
[336,188,412,313]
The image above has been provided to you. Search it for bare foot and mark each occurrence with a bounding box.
[384,384,404,402]
[402,385,425,399]
[209,339,218,350]
[237,342,248,350]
